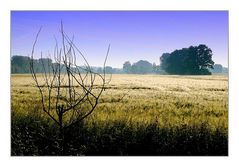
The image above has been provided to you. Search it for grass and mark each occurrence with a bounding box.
[11,74,228,155]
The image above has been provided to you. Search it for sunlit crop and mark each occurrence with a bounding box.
[11,74,228,155]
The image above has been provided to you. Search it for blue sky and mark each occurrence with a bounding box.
[11,11,228,68]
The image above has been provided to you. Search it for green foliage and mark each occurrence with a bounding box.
[160,45,215,75]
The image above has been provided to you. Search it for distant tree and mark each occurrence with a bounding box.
[160,45,214,75]
[152,63,162,74]
[131,60,153,74]
[11,55,31,73]
[97,67,103,73]
[160,53,170,71]
[211,64,223,73]
[38,58,53,73]
[112,68,123,74]
[11,56,127,75]
[222,67,228,74]
[105,66,113,74]
[123,61,131,74]
[152,63,157,73]
[192,44,214,71]
[130,64,138,74]
[11,55,55,74]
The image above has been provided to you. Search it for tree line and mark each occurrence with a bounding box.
[123,45,227,75]
[11,55,123,74]
[11,55,52,73]
[11,45,228,75]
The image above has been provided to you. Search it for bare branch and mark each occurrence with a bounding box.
[30,23,111,146]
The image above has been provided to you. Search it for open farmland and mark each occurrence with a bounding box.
[11,74,228,155]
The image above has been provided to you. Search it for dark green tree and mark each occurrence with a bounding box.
[160,53,170,71]
[160,45,214,75]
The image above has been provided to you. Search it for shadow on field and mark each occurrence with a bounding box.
[11,113,228,156]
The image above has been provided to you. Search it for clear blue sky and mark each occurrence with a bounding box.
[11,11,228,68]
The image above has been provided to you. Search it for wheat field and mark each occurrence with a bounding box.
[11,74,228,155]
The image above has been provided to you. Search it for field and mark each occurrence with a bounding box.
[11,74,228,155]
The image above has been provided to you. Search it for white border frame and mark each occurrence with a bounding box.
[1,0,238,167]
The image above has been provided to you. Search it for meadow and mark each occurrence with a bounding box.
[11,74,228,155]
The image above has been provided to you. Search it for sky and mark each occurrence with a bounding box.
[11,11,228,68]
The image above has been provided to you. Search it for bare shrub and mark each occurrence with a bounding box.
[30,22,110,153]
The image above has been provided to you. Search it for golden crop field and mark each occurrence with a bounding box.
[11,74,228,155]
